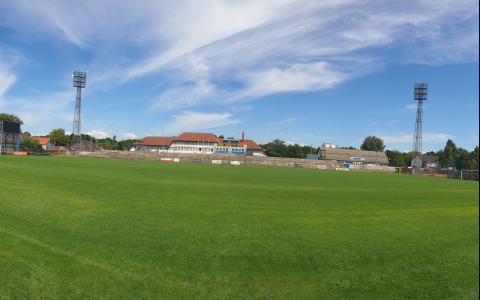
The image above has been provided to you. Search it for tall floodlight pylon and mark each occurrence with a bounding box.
[72,71,87,152]
[411,83,428,168]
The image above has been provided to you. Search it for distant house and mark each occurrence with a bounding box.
[317,147,389,165]
[421,155,437,168]
[1,132,35,149]
[33,137,54,150]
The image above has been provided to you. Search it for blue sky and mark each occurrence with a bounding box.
[0,0,478,152]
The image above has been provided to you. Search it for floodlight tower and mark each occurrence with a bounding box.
[72,71,87,152]
[411,83,428,168]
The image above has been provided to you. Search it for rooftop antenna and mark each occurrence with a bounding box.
[72,70,87,153]
[411,83,427,168]
[237,122,240,140]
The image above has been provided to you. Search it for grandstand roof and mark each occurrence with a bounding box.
[133,133,224,147]
[317,147,389,164]
[131,133,264,150]
[177,132,222,144]
[133,136,176,146]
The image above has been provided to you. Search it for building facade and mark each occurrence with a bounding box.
[129,132,266,156]
[316,147,389,165]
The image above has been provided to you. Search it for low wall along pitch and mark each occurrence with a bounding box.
[82,150,339,170]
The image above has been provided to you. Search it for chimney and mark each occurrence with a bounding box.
[242,132,245,143]
[228,141,231,147]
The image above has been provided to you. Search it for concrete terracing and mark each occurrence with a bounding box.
[83,150,338,170]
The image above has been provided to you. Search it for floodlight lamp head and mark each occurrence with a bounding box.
[73,70,87,88]
[414,83,428,101]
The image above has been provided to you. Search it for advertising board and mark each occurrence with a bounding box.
[212,160,222,164]
[173,158,180,162]
[161,158,172,162]
[349,157,365,161]
[293,164,302,168]
[434,173,447,178]
[317,165,327,169]
[192,159,202,163]
[13,151,27,156]
[336,168,349,171]
[231,161,240,165]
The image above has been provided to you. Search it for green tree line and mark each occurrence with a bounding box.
[386,139,479,170]
[259,139,318,158]
[34,128,138,151]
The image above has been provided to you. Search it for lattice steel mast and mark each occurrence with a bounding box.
[411,83,427,168]
[72,71,87,152]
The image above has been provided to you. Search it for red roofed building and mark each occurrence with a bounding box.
[1,132,35,149]
[129,132,266,156]
[33,137,52,149]
[129,133,222,154]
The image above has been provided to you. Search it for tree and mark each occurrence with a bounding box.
[403,151,413,167]
[438,139,458,168]
[22,137,39,150]
[339,146,358,150]
[301,145,318,158]
[455,148,470,170]
[117,139,139,150]
[385,149,406,167]
[260,139,287,157]
[0,113,23,125]
[81,134,95,143]
[286,143,304,158]
[360,136,385,151]
[469,146,479,170]
[49,128,70,146]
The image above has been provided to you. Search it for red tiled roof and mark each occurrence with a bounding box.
[33,137,50,145]
[133,133,223,146]
[19,132,33,140]
[133,136,175,146]
[243,139,262,150]
[53,146,71,150]
[177,132,223,144]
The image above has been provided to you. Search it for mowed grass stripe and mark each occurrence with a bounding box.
[0,156,478,299]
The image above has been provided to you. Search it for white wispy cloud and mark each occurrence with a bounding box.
[163,111,238,135]
[424,133,454,142]
[118,133,138,141]
[407,104,417,110]
[1,0,478,111]
[266,118,297,126]
[87,130,112,139]
[2,91,73,125]
[380,132,453,144]
[0,51,19,105]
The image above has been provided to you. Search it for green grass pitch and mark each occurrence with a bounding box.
[0,156,478,299]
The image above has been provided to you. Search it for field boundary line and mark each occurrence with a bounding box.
[0,227,139,280]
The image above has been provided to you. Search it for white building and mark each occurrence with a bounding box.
[129,132,266,156]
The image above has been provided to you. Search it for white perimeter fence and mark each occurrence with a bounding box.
[348,164,396,172]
